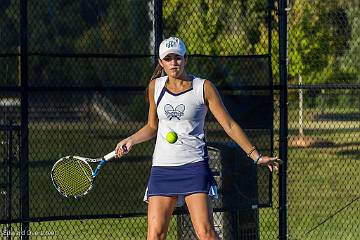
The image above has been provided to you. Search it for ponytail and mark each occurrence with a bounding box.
[145,63,163,102]
[150,63,163,81]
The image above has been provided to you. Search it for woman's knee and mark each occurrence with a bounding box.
[147,226,167,240]
[194,224,218,240]
[147,215,171,240]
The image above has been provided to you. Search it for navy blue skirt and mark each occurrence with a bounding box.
[143,161,218,207]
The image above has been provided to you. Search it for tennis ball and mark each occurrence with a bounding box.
[166,131,178,144]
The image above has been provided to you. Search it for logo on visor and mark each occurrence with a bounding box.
[164,104,185,120]
[166,40,176,48]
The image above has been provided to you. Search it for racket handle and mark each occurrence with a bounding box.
[93,159,106,177]
[104,145,128,161]
[103,151,116,161]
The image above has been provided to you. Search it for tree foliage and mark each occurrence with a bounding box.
[0,0,358,87]
[339,5,360,84]
[0,0,152,87]
[163,0,269,56]
[286,0,354,84]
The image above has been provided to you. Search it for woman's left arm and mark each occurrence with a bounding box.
[204,80,281,172]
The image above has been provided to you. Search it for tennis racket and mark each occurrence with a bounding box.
[51,148,125,199]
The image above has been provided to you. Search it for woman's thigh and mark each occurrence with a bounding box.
[147,196,177,236]
[185,193,218,239]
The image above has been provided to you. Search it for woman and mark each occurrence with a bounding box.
[115,37,281,240]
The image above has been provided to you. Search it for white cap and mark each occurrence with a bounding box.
[159,37,187,60]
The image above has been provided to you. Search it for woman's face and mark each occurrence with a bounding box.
[159,54,187,79]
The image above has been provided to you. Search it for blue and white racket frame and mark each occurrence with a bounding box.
[51,150,117,199]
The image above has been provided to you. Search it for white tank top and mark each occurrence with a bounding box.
[152,76,208,166]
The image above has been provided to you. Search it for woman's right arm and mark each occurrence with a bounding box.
[115,79,158,157]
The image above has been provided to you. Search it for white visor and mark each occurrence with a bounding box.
[159,37,186,60]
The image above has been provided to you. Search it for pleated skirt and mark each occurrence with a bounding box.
[143,160,218,207]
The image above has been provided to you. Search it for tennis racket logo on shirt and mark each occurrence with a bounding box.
[164,104,185,120]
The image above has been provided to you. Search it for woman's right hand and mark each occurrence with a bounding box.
[115,138,133,158]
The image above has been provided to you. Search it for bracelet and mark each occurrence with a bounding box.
[246,146,256,157]
[254,154,262,165]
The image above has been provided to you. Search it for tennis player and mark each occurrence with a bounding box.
[115,37,281,240]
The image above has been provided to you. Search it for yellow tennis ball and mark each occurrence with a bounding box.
[166,131,178,144]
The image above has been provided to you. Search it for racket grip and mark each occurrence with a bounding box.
[104,151,116,161]
[93,159,106,177]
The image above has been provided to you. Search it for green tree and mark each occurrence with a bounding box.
[26,0,151,87]
[339,6,360,84]
[163,0,270,85]
[286,0,353,84]
[163,0,269,55]
[0,0,19,86]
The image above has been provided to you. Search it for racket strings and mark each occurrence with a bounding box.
[77,160,93,181]
[52,157,93,197]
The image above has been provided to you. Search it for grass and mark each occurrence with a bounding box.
[285,148,359,240]
[1,105,359,239]
[28,218,149,240]
[259,105,360,240]
[24,217,178,240]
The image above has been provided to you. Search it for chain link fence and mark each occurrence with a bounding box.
[0,0,359,239]
[286,0,360,239]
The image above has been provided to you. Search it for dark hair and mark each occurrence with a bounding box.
[145,54,187,101]
[145,63,163,102]
[150,63,163,81]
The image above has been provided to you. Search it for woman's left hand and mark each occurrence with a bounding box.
[257,156,282,172]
